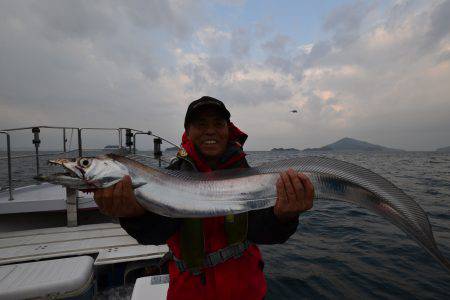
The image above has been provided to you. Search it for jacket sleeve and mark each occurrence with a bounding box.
[247,207,298,244]
[119,212,181,245]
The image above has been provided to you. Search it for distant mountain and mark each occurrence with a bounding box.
[270,147,300,152]
[436,146,450,152]
[103,145,119,150]
[303,137,404,152]
[165,146,179,151]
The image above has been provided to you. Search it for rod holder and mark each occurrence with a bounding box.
[63,128,67,152]
[126,129,133,151]
[153,138,162,158]
[154,137,162,167]
[77,129,82,157]
[32,127,41,177]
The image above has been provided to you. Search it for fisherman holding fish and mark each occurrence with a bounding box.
[38,96,450,293]
[94,96,314,299]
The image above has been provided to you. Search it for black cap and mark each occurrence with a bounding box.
[184,96,231,129]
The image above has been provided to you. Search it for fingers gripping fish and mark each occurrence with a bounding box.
[37,154,450,273]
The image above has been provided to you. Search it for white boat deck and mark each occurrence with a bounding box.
[0,223,168,266]
[0,183,97,214]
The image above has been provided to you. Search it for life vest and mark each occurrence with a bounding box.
[166,123,267,300]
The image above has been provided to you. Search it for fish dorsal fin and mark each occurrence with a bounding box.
[106,153,161,174]
[159,167,262,181]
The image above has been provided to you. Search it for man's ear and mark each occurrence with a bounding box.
[185,128,190,139]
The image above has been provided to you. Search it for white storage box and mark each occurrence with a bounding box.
[0,256,94,300]
[131,275,169,300]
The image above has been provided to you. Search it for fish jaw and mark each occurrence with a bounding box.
[35,173,95,190]
[48,158,84,179]
[40,157,145,191]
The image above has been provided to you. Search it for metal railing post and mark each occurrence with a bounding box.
[66,187,78,227]
[118,129,123,148]
[0,131,13,200]
[63,128,67,152]
[77,128,82,157]
[6,134,13,200]
[32,127,41,177]
[126,129,133,152]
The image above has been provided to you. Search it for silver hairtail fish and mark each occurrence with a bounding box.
[38,154,450,273]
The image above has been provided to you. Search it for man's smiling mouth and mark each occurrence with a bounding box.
[203,140,218,145]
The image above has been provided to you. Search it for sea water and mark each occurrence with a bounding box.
[1,150,449,299]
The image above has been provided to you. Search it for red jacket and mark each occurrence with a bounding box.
[166,123,266,300]
[166,219,266,299]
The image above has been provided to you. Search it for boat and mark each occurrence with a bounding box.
[0,126,175,299]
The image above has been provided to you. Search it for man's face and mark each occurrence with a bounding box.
[186,107,229,159]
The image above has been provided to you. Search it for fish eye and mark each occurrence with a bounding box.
[78,158,92,168]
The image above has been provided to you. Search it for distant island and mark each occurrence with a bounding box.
[165,146,180,151]
[436,146,450,152]
[303,137,404,152]
[270,147,300,152]
[103,145,120,150]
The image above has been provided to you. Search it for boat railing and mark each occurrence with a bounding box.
[0,126,180,202]
[0,131,12,201]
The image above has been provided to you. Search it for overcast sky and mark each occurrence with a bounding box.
[1,0,449,151]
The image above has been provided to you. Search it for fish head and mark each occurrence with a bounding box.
[37,156,137,191]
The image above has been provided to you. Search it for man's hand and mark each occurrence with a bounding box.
[93,175,146,218]
[274,169,314,223]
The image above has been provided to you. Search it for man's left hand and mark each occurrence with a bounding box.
[274,169,314,223]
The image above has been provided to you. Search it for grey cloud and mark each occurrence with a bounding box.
[230,28,251,58]
[427,0,450,45]
[265,56,293,73]
[323,1,375,45]
[207,56,234,78]
[209,79,292,106]
[436,50,450,63]
[32,1,117,40]
[261,34,297,74]
[323,0,372,32]
[29,0,203,41]
[212,0,246,5]
[302,93,343,120]
[253,19,274,38]
[180,55,234,92]
[0,0,204,148]
[302,41,332,68]
[122,0,202,39]
[261,34,291,54]
[284,0,450,150]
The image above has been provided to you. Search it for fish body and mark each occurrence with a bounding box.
[38,154,450,273]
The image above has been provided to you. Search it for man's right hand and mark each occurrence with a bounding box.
[93,175,146,218]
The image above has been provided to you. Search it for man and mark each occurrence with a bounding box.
[94,96,314,299]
